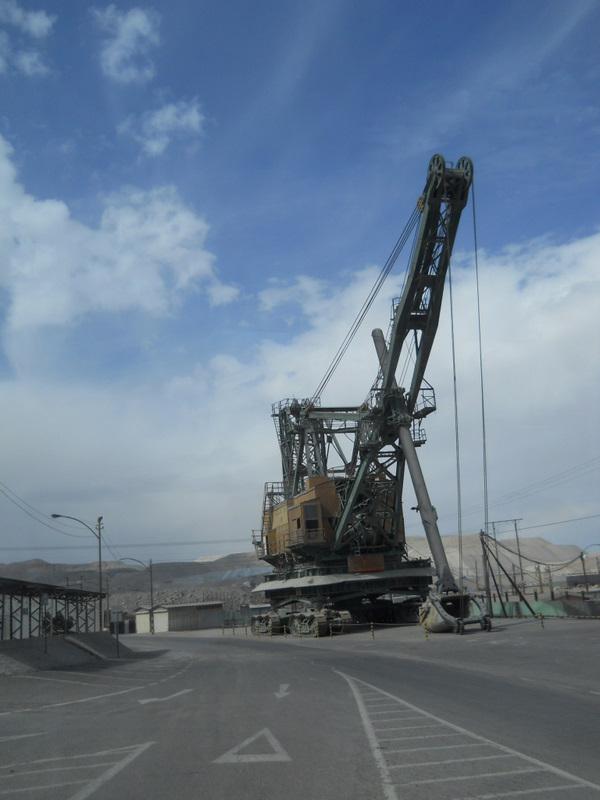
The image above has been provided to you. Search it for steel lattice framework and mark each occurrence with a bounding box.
[0,577,103,640]
[266,155,472,592]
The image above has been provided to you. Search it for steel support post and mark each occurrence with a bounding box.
[513,519,525,589]
[31,595,40,638]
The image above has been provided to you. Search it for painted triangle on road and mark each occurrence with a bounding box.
[213,728,291,764]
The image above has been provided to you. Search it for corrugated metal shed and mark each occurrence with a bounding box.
[134,601,224,633]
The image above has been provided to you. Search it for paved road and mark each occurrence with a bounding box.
[1,620,599,799]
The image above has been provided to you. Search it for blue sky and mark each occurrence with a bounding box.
[0,0,599,563]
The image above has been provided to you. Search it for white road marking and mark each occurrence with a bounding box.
[0,779,88,795]
[0,743,154,800]
[341,676,397,800]
[336,671,600,799]
[0,733,45,743]
[385,742,485,754]
[3,762,116,778]
[378,733,464,742]
[67,742,154,800]
[0,657,195,717]
[394,767,542,786]
[369,711,423,717]
[0,745,143,771]
[373,724,440,732]
[453,787,587,798]
[275,683,290,699]
[388,754,512,769]
[0,686,144,716]
[138,689,193,705]
[15,675,114,688]
[214,728,291,764]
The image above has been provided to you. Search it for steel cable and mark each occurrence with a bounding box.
[311,206,420,402]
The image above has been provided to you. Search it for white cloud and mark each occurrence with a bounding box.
[0,134,238,339]
[119,99,204,156]
[93,4,160,84]
[0,0,54,38]
[13,47,47,74]
[0,134,597,558]
[0,0,53,77]
[2,229,598,560]
[258,275,325,312]
[0,29,9,72]
[253,233,600,545]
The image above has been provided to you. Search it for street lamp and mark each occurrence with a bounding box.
[52,514,104,629]
[120,557,154,634]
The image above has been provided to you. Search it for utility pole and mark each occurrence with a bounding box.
[51,513,104,632]
[474,559,479,590]
[491,522,503,593]
[580,553,589,592]
[97,517,104,629]
[149,559,155,635]
[535,564,543,593]
[546,566,554,600]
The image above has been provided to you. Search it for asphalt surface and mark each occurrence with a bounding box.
[0,619,599,799]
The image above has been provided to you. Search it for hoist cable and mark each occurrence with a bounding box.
[448,260,464,591]
[472,177,489,535]
[311,206,420,401]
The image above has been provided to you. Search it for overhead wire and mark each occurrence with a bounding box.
[518,512,600,531]
[486,533,583,569]
[437,456,600,525]
[0,537,251,552]
[0,481,89,538]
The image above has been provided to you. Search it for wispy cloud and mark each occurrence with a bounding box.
[13,47,47,75]
[370,2,598,163]
[0,0,54,38]
[0,0,54,77]
[93,4,160,84]
[259,275,326,312]
[119,99,204,156]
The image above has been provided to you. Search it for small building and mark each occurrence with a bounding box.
[134,601,224,633]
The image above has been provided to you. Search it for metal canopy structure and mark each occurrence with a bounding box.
[0,576,104,640]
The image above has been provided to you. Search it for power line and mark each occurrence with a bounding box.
[519,512,600,532]
[486,533,582,569]
[407,511,600,541]
[0,538,251,552]
[438,455,600,524]
[0,483,88,538]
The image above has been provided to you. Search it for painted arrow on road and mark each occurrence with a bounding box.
[138,689,193,705]
[274,683,290,699]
